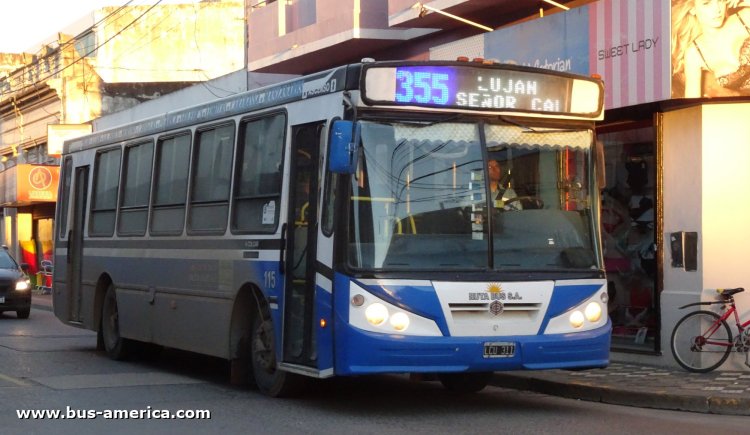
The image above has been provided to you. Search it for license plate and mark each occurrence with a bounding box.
[0,296,4,304]
[483,342,515,358]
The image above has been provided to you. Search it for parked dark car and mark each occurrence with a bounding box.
[0,247,32,319]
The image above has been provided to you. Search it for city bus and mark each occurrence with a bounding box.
[53,59,610,396]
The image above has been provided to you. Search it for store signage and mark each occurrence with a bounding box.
[16,164,59,203]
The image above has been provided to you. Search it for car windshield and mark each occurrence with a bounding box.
[0,251,18,269]
[347,119,599,272]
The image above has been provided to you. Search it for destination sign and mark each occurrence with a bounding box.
[362,63,603,117]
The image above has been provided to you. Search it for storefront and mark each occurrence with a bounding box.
[0,163,59,288]
[427,0,750,369]
[598,116,658,353]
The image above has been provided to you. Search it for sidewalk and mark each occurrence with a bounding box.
[31,291,53,312]
[30,293,750,415]
[492,362,750,416]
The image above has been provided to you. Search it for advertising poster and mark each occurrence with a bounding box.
[484,6,590,75]
[670,0,750,98]
[589,0,671,108]
[483,0,671,110]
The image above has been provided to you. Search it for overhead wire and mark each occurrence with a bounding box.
[2,0,161,160]
[74,0,237,98]
[100,0,222,89]
[56,0,139,111]
[192,1,241,98]
[28,0,137,60]
[1,0,165,98]
[2,0,138,96]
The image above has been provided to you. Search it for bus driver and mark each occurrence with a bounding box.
[488,159,521,211]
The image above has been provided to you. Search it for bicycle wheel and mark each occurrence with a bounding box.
[671,310,732,373]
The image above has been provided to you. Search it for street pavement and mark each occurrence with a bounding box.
[30,292,750,416]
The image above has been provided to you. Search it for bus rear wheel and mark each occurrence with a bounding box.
[100,284,132,360]
[438,372,493,393]
[250,314,303,397]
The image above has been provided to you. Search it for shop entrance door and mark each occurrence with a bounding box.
[598,123,659,353]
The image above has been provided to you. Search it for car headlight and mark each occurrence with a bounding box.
[16,279,31,291]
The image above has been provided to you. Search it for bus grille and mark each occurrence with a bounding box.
[444,301,545,336]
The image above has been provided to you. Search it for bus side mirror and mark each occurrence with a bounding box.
[328,120,360,174]
[595,139,606,189]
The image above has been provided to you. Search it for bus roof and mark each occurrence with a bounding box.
[64,60,603,154]
[64,64,358,154]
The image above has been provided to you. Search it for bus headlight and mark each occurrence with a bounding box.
[365,303,388,326]
[569,311,585,328]
[389,312,410,331]
[545,288,609,334]
[348,282,441,336]
[585,302,602,322]
[16,279,31,291]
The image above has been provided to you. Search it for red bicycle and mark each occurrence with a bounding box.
[670,288,750,373]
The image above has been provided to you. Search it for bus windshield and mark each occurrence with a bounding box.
[348,119,598,272]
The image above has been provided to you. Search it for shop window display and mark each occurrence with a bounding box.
[599,126,658,352]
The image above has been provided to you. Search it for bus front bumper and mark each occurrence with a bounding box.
[334,320,611,375]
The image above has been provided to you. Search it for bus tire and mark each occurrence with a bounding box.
[250,313,304,397]
[438,372,493,393]
[100,284,132,360]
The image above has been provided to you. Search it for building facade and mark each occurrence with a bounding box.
[241,0,750,369]
[0,1,245,283]
[5,0,748,370]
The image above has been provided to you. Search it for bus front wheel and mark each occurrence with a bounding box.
[250,314,304,397]
[438,372,493,393]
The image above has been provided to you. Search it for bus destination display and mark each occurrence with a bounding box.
[394,66,570,112]
[362,64,603,117]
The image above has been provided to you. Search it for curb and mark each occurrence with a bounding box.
[31,301,52,312]
[491,373,750,416]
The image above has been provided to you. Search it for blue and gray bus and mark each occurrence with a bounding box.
[54,59,609,396]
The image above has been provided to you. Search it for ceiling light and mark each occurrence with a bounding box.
[543,0,570,10]
[412,2,493,32]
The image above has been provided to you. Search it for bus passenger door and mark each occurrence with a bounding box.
[283,121,324,367]
[68,166,89,323]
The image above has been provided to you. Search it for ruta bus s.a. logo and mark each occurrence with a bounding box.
[29,166,53,190]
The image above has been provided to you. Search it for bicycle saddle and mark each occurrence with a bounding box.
[718,287,745,297]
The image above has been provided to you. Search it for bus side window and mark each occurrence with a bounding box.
[188,123,235,234]
[321,170,337,237]
[118,141,154,236]
[90,147,122,237]
[232,113,286,233]
[151,133,191,236]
